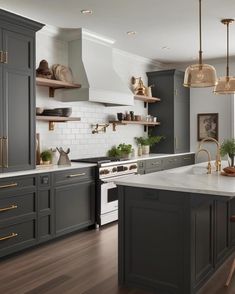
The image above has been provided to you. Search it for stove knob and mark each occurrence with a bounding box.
[104,169,110,174]
[129,164,137,170]
[112,167,117,172]
[123,166,128,171]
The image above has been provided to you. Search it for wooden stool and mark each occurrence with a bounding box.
[225,216,235,286]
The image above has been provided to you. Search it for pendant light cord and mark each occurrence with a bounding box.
[226,21,230,77]
[199,0,202,65]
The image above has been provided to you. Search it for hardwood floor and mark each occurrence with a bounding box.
[0,223,235,294]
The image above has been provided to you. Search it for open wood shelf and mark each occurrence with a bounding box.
[134,95,161,107]
[36,115,81,131]
[109,120,160,132]
[36,77,81,97]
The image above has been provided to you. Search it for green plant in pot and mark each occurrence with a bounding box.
[135,134,164,154]
[40,149,52,165]
[220,139,235,167]
[108,143,132,159]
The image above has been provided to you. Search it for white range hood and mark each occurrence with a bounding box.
[57,28,133,106]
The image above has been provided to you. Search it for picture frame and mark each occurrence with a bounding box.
[197,113,218,141]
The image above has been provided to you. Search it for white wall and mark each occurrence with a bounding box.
[36,30,163,159]
[172,58,235,158]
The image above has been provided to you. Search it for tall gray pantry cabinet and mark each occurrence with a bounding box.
[0,9,44,172]
[147,69,190,154]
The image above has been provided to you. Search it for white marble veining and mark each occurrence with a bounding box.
[0,162,96,179]
[114,161,235,197]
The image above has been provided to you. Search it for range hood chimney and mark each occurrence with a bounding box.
[57,28,133,106]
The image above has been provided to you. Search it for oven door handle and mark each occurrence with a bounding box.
[101,173,137,184]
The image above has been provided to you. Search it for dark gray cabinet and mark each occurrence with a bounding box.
[138,153,195,174]
[118,187,233,294]
[230,198,235,246]
[147,69,190,154]
[54,168,95,237]
[0,175,37,257]
[0,9,43,173]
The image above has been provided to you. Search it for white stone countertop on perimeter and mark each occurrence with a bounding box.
[0,162,97,179]
[114,161,235,197]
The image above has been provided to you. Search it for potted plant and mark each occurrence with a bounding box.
[220,139,235,167]
[135,134,164,154]
[108,143,132,159]
[40,149,52,165]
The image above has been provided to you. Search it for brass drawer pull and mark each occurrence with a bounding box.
[151,162,160,165]
[0,232,18,241]
[3,51,8,64]
[0,51,3,63]
[0,204,18,212]
[67,173,86,178]
[2,137,8,168]
[0,137,2,168]
[0,183,18,189]
[183,157,191,160]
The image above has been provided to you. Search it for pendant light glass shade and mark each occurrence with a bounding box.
[184,64,217,87]
[214,19,235,94]
[183,0,217,88]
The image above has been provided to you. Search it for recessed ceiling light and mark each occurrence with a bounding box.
[126,31,137,36]
[161,46,170,50]
[81,9,93,15]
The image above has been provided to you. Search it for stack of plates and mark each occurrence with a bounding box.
[42,107,72,117]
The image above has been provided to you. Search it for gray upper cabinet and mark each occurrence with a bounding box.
[147,69,190,154]
[0,9,44,173]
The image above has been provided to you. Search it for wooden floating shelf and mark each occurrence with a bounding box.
[36,115,81,131]
[134,95,161,106]
[36,77,81,97]
[109,120,160,132]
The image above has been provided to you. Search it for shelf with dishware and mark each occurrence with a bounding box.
[109,120,160,132]
[36,77,81,98]
[134,95,161,107]
[36,115,81,131]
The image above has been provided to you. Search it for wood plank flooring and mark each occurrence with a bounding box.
[0,223,235,294]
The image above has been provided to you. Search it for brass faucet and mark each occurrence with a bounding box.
[196,148,212,174]
[199,137,221,172]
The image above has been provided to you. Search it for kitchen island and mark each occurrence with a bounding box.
[116,163,235,294]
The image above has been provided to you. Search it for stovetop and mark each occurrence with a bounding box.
[72,156,121,165]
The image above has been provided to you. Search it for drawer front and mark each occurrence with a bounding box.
[180,154,195,166]
[145,159,162,171]
[0,219,36,254]
[54,167,95,186]
[38,174,51,188]
[0,192,36,221]
[163,156,181,170]
[0,176,36,195]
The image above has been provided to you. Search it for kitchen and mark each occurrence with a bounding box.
[0,0,234,293]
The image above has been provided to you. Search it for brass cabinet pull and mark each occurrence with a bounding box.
[0,51,3,63]
[0,137,2,168]
[151,162,160,166]
[0,232,18,241]
[2,137,8,168]
[67,173,86,178]
[0,183,18,189]
[0,204,18,212]
[3,51,8,64]
[183,157,191,160]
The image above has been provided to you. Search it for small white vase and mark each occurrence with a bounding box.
[142,145,150,155]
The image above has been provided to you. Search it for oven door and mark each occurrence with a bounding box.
[100,174,136,215]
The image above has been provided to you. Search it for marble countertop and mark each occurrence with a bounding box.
[0,162,97,179]
[114,161,235,197]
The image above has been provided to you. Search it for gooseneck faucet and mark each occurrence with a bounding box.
[196,148,212,174]
[199,137,221,172]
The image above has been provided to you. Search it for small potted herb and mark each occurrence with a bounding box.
[108,143,132,159]
[135,134,164,154]
[220,139,235,167]
[40,149,52,165]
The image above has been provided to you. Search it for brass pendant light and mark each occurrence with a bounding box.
[214,19,235,94]
[184,0,217,88]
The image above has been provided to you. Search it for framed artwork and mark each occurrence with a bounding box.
[197,113,218,141]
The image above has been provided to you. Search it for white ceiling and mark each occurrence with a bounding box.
[0,0,235,63]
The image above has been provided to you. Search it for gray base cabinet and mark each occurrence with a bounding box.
[138,153,195,174]
[0,167,96,258]
[118,186,233,294]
